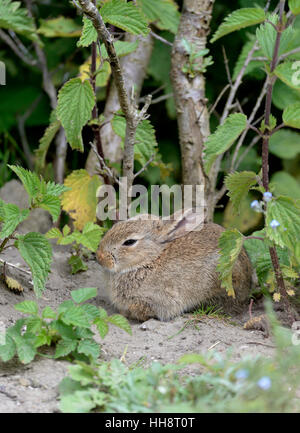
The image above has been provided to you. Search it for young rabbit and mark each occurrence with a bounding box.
[96,209,252,322]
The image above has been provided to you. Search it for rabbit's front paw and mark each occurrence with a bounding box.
[119,300,156,322]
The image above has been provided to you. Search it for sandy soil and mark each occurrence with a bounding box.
[0,242,277,413]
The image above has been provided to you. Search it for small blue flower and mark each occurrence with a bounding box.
[250,200,262,212]
[270,219,280,229]
[235,369,249,380]
[263,192,273,202]
[257,376,272,390]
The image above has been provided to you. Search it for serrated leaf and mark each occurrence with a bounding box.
[26,317,42,334]
[94,317,109,339]
[137,0,180,33]
[77,339,100,360]
[270,171,300,201]
[256,17,294,60]
[107,314,132,335]
[112,115,157,166]
[79,222,105,252]
[0,0,38,41]
[80,304,101,322]
[273,79,300,110]
[289,0,300,15]
[217,229,244,297]
[45,227,62,240]
[225,171,258,213]
[0,203,29,239]
[0,335,16,362]
[266,196,300,251]
[38,17,82,38]
[211,8,266,43]
[35,120,61,172]
[71,287,98,304]
[269,129,300,159]
[274,61,300,90]
[281,265,299,279]
[68,255,88,275]
[15,338,36,364]
[223,195,262,233]
[77,16,97,47]
[204,114,247,174]
[61,169,102,230]
[79,58,111,88]
[61,305,91,328]
[45,181,69,197]
[50,319,77,340]
[15,300,38,315]
[16,232,52,297]
[63,225,71,236]
[38,194,61,222]
[59,390,96,413]
[57,78,95,151]
[8,165,40,202]
[42,306,56,319]
[101,0,149,36]
[54,339,77,359]
[283,102,300,128]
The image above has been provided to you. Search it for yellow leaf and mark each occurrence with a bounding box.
[61,169,102,230]
[79,58,111,87]
[273,292,281,302]
[5,276,24,294]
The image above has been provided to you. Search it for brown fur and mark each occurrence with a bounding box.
[96,210,252,321]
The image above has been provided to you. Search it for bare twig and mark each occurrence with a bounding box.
[208,84,230,115]
[279,46,300,61]
[90,142,120,185]
[150,29,173,47]
[0,29,37,67]
[134,154,155,179]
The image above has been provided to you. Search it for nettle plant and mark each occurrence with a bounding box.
[205,1,300,314]
[0,165,68,297]
[0,287,131,364]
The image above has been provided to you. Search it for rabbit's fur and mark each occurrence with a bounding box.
[97,209,252,321]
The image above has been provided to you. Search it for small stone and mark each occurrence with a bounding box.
[19,378,30,387]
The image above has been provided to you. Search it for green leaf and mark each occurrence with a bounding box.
[15,337,36,364]
[16,232,52,297]
[274,61,300,90]
[8,165,40,202]
[35,120,61,172]
[107,314,132,335]
[137,0,180,33]
[211,8,266,43]
[14,300,38,316]
[112,115,158,166]
[0,203,29,239]
[45,181,69,197]
[225,171,258,213]
[80,304,101,321]
[269,129,300,159]
[77,339,100,360]
[45,227,62,240]
[101,0,149,36]
[217,229,244,297]
[0,335,16,362]
[272,79,300,111]
[270,171,300,201]
[204,114,247,174]
[0,0,38,41]
[42,306,57,319]
[266,196,300,251]
[26,317,42,334]
[59,390,96,413]
[37,194,61,222]
[100,40,139,60]
[289,0,300,15]
[54,339,78,359]
[232,37,265,81]
[38,17,82,38]
[80,222,105,252]
[68,255,88,274]
[61,305,91,328]
[283,102,300,129]
[71,287,98,304]
[50,319,77,340]
[77,16,97,47]
[94,318,109,339]
[256,17,294,60]
[57,78,95,151]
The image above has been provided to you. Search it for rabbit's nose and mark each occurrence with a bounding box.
[96,249,115,269]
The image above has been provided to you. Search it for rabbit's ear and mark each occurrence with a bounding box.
[160,208,204,242]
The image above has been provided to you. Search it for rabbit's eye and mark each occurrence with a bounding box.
[122,239,137,246]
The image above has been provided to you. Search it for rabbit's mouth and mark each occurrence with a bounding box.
[96,249,116,270]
